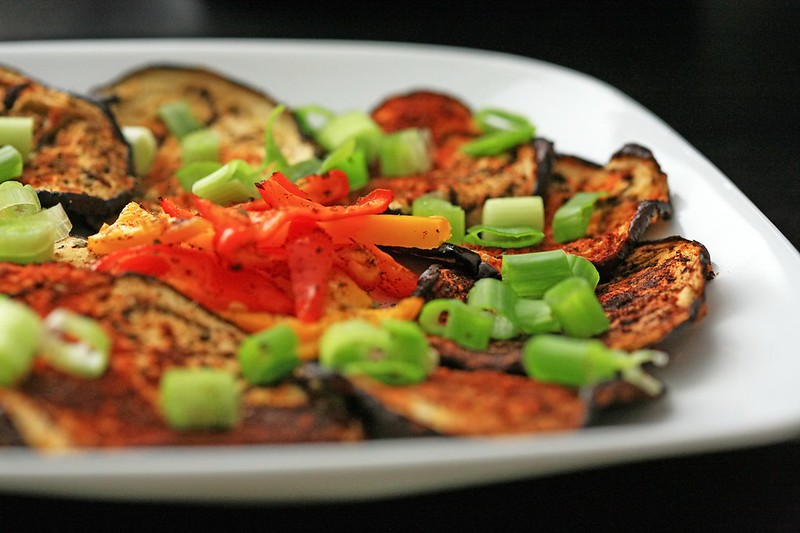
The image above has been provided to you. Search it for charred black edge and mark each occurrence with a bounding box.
[38,189,134,236]
[297,363,439,439]
[532,137,556,195]
[384,243,498,278]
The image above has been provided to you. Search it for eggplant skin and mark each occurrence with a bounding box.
[0,65,136,234]
[344,367,586,438]
[0,263,362,449]
[92,65,317,203]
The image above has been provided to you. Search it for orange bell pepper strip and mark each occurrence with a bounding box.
[296,169,351,206]
[93,244,294,315]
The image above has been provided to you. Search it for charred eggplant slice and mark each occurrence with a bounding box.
[344,367,586,438]
[467,144,672,276]
[92,65,316,203]
[1,65,136,233]
[0,263,362,449]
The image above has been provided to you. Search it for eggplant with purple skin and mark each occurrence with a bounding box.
[1,65,137,234]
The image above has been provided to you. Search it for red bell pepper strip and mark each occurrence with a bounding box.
[159,197,196,219]
[93,244,294,315]
[296,169,351,206]
[332,241,419,300]
[284,219,334,322]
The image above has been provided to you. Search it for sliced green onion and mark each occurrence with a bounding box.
[473,108,533,133]
[319,138,368,189]
[566,254,600,290]
[122,126,157,176]
[237,324,300,385]
[262,105,290,174]
[460,126,534,157]
[463,225,544,248]
[157,101,204,139]
[500,249,573,298]
[191,160,259,205]
[284,157,323,183]
[0,145,24,183]
[461,108,535,156]
[0,296,43,387]
[40,309,110,379]
[294,104,336,138]
[482,196,544,232]
[522,334,668,394]
[467,278,520,340]
[176,161,223,192]
[33,203,72,241]
[0,117,34,159]
[319,319,436,385]
[159,368,240,431]
[418,298,494,351]
[0,215,55,264]
[181,128,220,165]
[411,195,466,244]
[0,181,40,218]
[552,191,606,244]
[514,298,561,335]
[316,110,384,163]
[543,276,609,338]
[379,128,433,177]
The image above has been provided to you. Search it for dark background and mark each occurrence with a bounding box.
[2,1,799,530]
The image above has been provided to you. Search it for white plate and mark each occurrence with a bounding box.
[1,39,799,503]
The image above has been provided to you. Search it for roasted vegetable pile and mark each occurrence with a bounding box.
[0,64,713,449]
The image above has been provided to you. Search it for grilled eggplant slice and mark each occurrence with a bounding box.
[1,65,136,233]
[92,65,316,204]
[426,237,712,379]
[468,144,672,276]
[363,90,555,223]
[0,263,362,449]
[344,367,586,438]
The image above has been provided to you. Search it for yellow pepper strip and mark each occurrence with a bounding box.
[87,202,169,256]
[318,214,451,249]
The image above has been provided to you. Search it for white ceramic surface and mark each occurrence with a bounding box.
[1,39,799,503]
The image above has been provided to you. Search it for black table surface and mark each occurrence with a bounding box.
[2,1,799,530]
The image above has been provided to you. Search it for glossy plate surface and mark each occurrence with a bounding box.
[1,39,799,503]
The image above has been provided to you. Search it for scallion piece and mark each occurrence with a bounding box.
[157,101,203,139]
[122,126,157,176]
[500,249,573,298]
[467,278,520,340]
[460,108,536,157]
[379,128,433,177]
[176,161,223,192]
[33,203,72,241]
[0,215,55,264]
[0,145,24,183]
[159,368,241,431]
[514,298,561,335]
[0,181,40,218]
[418,298,494,351]
[552,191,606,244]
[522,334,668,395]
[40,309,111,379]
[315,110,384,163]
[318,138,368,189]
[566,254,600,289]
[237,324,300,385]
[0,117,34,159]
[411,195,466,244]
[181,128,220,165]
[294,104,336,138]
[191,160,259,205]
[462,225,544,248]
[0,296,43,387]
[482,196,544,232]
[263,105,290,174]
[543,276,609,338]
[318,319,436,385]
